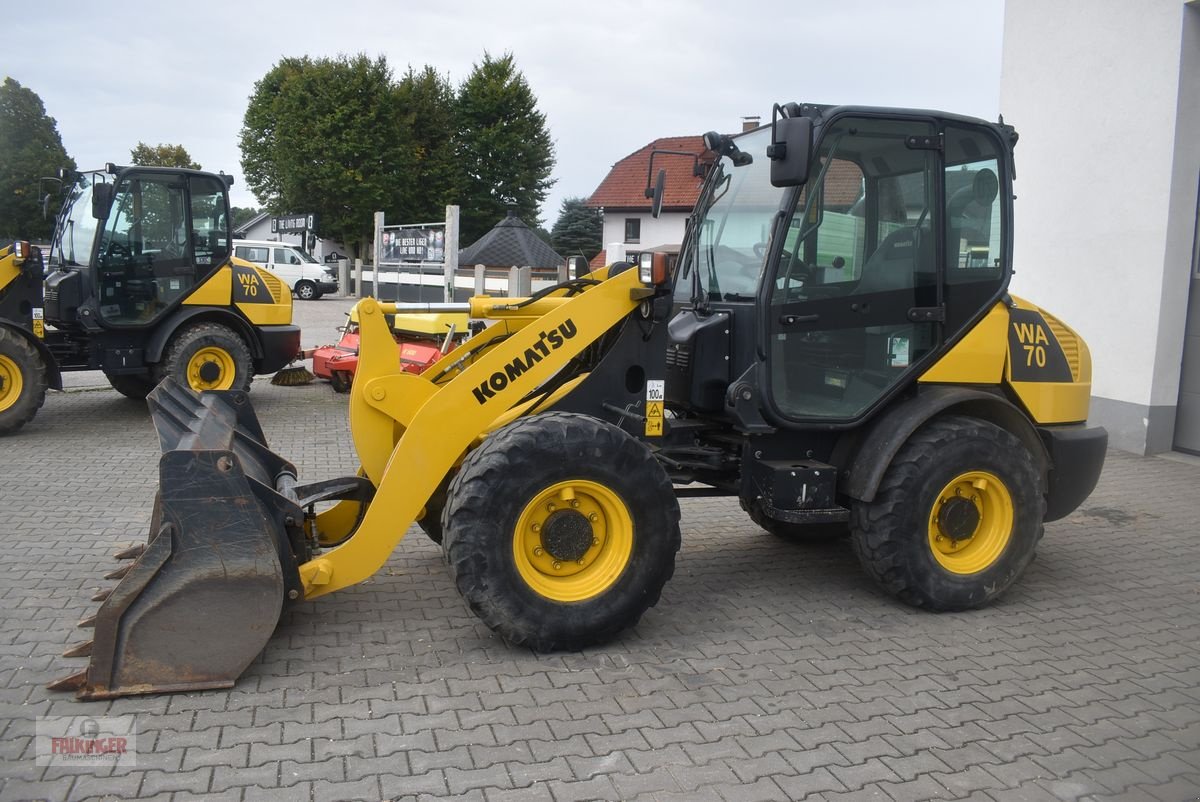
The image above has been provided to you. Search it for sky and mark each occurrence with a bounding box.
[8,0,1004,231]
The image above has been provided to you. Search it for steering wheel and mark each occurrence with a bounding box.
[104,240,132,262]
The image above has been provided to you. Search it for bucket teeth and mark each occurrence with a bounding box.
[114,544,145,560]
[77,614,97,629]
[104,563,134,581]
[90,589,111,603]
[46,671,87,692]
[62,640,93,658]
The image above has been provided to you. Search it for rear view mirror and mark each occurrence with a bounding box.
[769,115,812,188]
[91,183,114,220]
[650,169,666,219]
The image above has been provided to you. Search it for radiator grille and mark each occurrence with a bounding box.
[258,270,285,304]
[1042,311,1080,382]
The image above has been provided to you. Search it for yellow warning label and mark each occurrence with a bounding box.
[645,400,663,437]
[32,319,44,338]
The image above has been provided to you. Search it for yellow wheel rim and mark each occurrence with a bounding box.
[513,480,634,602]
[927,470,1013,575]
[0,353,24,413]
[186,347,236,391]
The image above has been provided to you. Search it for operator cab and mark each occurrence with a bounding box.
[667,105,1011,428]
[44,166,233,329]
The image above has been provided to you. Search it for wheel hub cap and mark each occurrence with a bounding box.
[937,496,980,540]
[198,361,221,383]
[541,510,593,562]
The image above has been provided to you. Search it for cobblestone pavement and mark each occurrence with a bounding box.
[2,297,1199,801]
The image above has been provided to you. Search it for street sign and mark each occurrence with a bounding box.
[271,213,316,234]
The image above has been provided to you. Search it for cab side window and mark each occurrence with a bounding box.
[943,125,1006,332]
[189,176,229,272]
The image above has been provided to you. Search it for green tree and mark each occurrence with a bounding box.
[231,206,259,230]
[396,66,457,224]
[454,53,555,245]
[130,142,201,169]
[549,197,602,261]
[240,54,415,254]
[0,77,75,241]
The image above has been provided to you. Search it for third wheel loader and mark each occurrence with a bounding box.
[52,102,1107,699]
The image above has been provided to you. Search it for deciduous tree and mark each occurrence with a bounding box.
[130,142,201,169]
[0,78,75,241]
[240,54,415,254]
[396,66,457,224]
[454,53,554,245]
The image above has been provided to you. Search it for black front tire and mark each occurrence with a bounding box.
[106,373,155,399]
[850,415,1043,611]
[156,322,253,393]
[442,412,681,650]
[0,328,48,435]
[295,281,317,301]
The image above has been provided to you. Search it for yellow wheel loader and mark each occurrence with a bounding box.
[0,165,298,435]
[51,103,1107,700]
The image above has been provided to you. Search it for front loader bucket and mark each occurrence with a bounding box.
[49,379,307,700]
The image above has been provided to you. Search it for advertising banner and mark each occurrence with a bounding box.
[381,226,445,263]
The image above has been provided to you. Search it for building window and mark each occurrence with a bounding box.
[624,218,640,243]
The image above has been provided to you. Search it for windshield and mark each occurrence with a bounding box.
[688,127,785,301]
[297,248,319,264]
[50,172,104,267]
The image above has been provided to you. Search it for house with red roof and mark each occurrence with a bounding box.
[584,134,717,268]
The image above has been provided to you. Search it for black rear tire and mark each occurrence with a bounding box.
[156,323,253,393]
[0,328,48,435]
[850,415,1043,611]
[106,373,155,399]
[442,412,681,650]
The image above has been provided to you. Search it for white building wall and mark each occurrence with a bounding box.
[600,212,688,262]
[1000,0,1198,452]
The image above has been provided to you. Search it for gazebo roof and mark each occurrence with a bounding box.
[460,211,563,269]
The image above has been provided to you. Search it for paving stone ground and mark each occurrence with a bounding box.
[1,296,1198,801]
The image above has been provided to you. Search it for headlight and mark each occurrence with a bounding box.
[637,251,669,286]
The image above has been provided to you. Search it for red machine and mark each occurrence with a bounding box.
[311,310,469,392]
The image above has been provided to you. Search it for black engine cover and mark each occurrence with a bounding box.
[44,269,83,325]
[665,309,730,412]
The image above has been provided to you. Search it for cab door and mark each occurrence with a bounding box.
[95,172,230,327]
[762,116,1009,423]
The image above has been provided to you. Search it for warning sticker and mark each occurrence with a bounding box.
[32,307,44,338]
[645,379,664,437]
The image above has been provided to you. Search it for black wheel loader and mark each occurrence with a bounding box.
[0,165,299,435]
[50,103,1107,699]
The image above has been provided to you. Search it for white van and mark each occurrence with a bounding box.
[232,240,338,300]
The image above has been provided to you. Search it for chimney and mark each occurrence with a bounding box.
[741,115,761,133]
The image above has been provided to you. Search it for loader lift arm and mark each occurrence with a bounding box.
[51,266,653,699]
[303,267,649,597]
